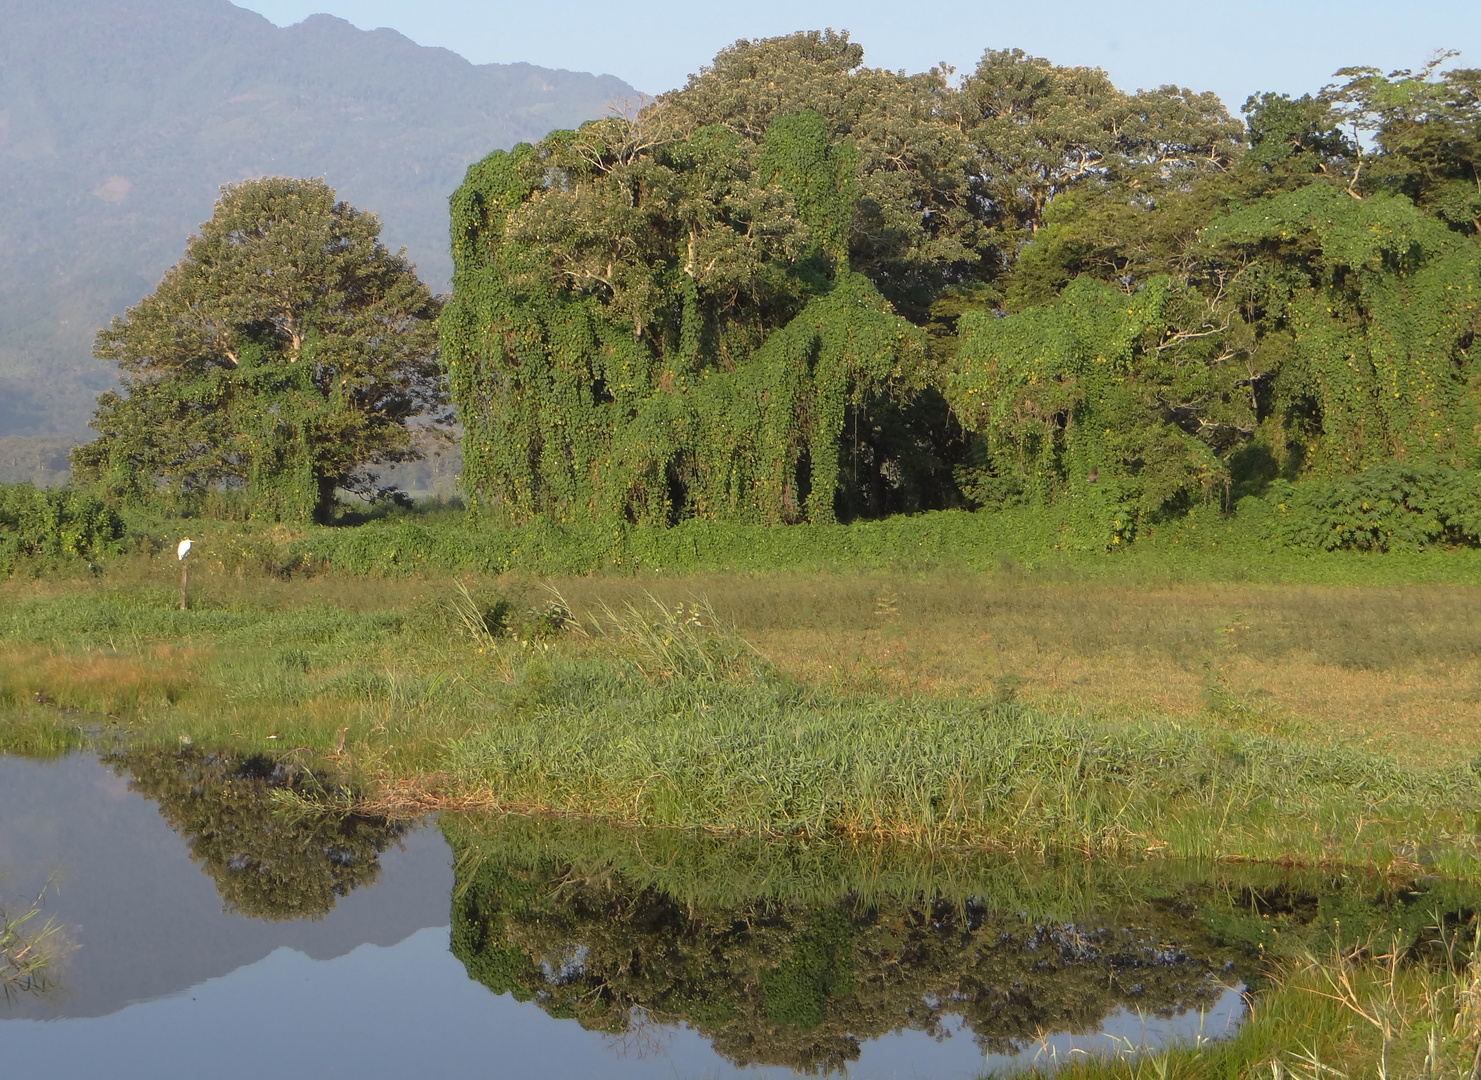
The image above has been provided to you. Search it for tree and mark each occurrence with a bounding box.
[954,48,1244,288]
[73,177,443,522]
[1203,183,1481,476]
[945,275,1251,544]
[442,33,956,526]
[1325,55,1481,231]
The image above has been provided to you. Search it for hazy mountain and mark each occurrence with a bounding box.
[0,0,638,440]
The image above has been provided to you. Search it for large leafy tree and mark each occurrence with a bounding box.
[954,47,1244,295]
[73,177,443,522]
[948,57,1481,541]
[443,32,964,526]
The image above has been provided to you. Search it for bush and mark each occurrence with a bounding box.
[1273,464,1481,553]
[0,483,125,573]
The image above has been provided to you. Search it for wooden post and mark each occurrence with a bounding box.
[179,561,188,611]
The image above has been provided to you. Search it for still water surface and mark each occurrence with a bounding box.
[2,747,1427,1078]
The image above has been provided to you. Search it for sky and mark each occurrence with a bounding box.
[235,0,1481,114]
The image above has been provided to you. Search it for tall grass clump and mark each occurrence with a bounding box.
[581,594,768,684]
[445,600,1481,863]
[1036,922,1481,1080]
[1,888,62,1001]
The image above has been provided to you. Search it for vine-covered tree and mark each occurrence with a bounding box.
[947,54,1481,545]
[442,32,969,527]
[443,32,1480,544]
[73,177,443,522]
[946,275,1251,545]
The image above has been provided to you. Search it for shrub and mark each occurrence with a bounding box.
[1273,464,1481,552]
[0,483,125,573]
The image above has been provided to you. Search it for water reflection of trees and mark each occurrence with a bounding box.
[112,748,407,920]
[455,873,1228,1072]
[446,820,1481,1075]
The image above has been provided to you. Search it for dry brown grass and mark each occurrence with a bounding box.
[541,574,1481,764]
[0,644,200,713]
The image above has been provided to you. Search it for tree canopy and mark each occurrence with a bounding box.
[74,177,443,522]
[950,60,1481,545]
[441,32,1294,532]
[70,33,1481,547]
[443,32,964,526]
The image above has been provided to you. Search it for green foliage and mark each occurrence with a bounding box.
[1241,92,1354,188]
[443,32,971,527]
[930,51,1481,550]
[957,48,1244,283]
[1207,184,1481,476]
[949,176,1480,546]
[0,482,124,574]
[112,746,405,920]
[72,177,443,523]
[1274,463,1481,552]
[1325,57,1481,231]
[31,36,1481,549]
[946,277,1246,544]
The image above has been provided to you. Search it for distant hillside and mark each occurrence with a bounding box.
[0,0,638,440]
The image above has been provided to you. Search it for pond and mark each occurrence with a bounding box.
[1,748,1467,1078]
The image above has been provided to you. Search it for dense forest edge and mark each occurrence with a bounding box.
[2,31,1480,575]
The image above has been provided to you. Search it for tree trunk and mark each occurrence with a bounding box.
[313,474,338,525]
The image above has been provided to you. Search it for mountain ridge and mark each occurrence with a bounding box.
[0,0,639,438]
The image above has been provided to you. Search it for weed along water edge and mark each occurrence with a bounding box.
[6,747,1481,1079]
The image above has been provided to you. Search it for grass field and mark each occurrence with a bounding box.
[4,559,1481,861]
[7,546,1481,1077]
[8,555,1481,757]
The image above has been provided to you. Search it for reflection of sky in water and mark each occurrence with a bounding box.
[1,750,1244,1078]
[2,925,1244,1080]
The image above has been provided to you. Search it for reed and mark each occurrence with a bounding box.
[0,887,62,1001]
[1030,926,1481,1080]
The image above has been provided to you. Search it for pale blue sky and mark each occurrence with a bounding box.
[235,0,1480,114]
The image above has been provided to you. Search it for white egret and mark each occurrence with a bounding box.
[177,538,193,561]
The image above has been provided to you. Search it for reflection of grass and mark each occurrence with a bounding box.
[0,710,86,758]
[1,887,62,1000]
